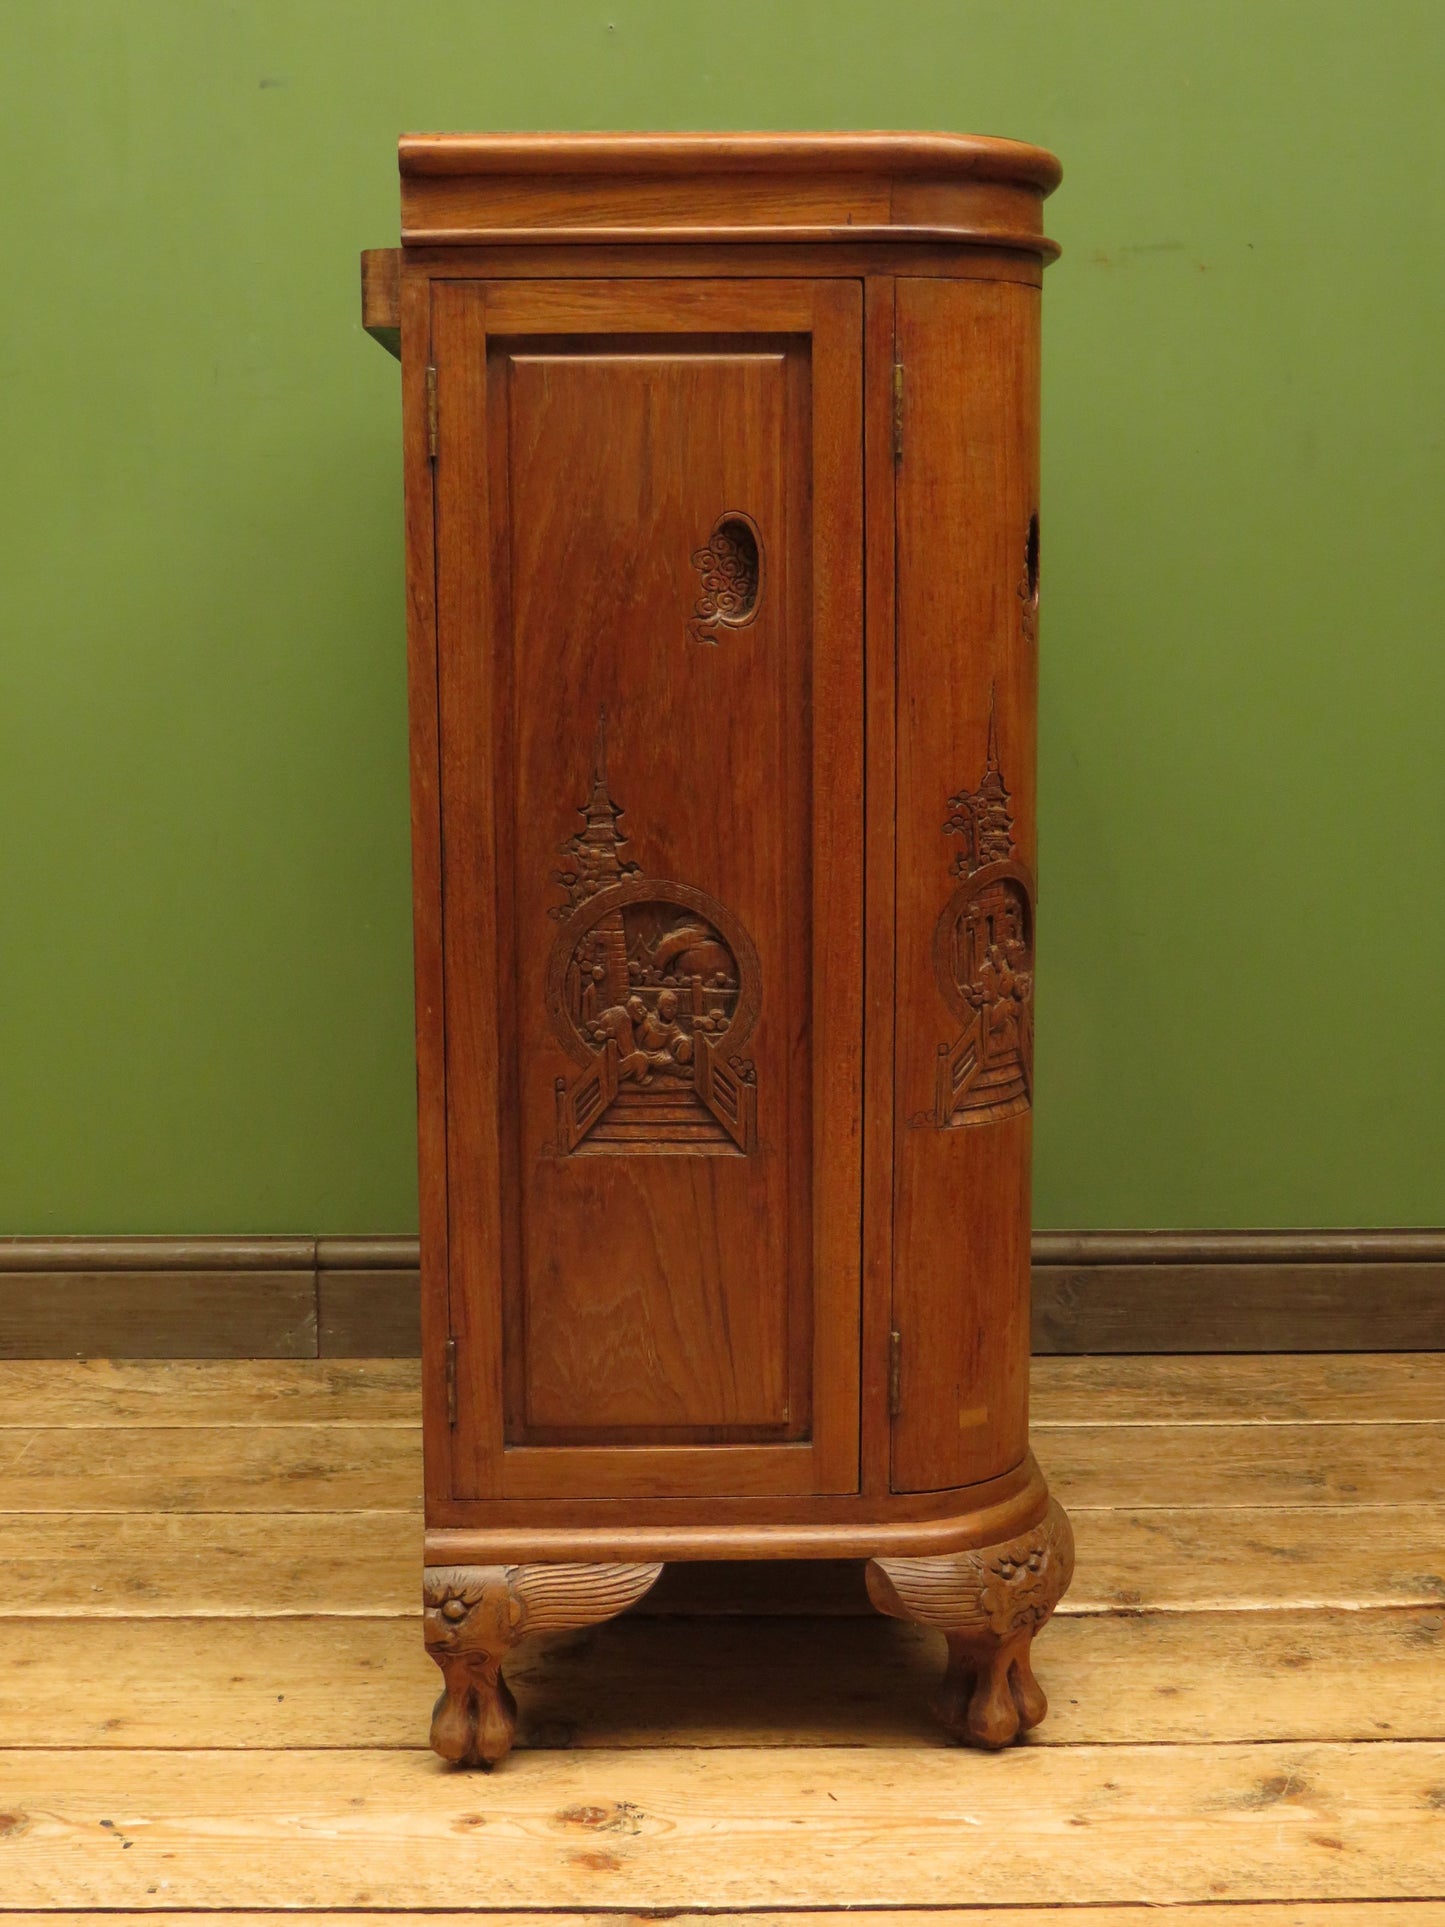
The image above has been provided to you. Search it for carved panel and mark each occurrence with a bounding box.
[928,695,1034,1127]
[548,714,761,1154]
[688,511,763,643]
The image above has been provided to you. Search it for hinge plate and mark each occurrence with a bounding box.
[888,1328,903,1417]
[444,1334,457,1425]
[426,364,438,461]
[891,362,904,463]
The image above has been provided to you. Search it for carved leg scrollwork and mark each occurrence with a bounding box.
[422,1561,664,1767]
[865,1498,1074,1748]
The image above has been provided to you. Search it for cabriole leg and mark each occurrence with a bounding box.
[865,1497,1074,1748]
[422,1561,664,1767]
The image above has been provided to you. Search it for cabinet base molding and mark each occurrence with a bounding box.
[866,1497,1075,1747]
[423,1561,664,1766]
[424,1454,1047,1567]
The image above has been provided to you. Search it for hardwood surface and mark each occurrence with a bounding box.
[395,131,1061,257]
[1034,1259,1445,1351]
[6,1918,1444,1927]
[430,276,864,1506]
[890,272,1038,1494]
[0,1353,1441,1907]
[7,1918,1445,1927]
[360,246,401,356]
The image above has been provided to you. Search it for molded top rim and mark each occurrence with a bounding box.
[398,131,1062,196]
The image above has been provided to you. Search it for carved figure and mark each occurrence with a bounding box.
[866,1501,1073,1747]
[634,986,694,1068]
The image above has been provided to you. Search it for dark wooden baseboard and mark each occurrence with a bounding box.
[1,1230,1441,1358]
[0,1237,420,1360]
[1030,1229,1445,1354]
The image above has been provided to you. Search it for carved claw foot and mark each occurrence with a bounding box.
[865,1497,1074,1748]
[422,1561,663,1766]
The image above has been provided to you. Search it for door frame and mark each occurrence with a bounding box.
[429,275,866,1503]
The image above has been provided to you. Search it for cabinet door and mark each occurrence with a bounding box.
[433,278,863,1501]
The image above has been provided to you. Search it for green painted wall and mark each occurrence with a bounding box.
[1,0,1440,1233]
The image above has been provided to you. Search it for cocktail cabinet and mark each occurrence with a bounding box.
[361,131,1071,1764]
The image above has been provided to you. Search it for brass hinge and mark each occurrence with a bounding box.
[444,1334,457,1425]
[888,1329,903,1417]
[426,364,439,461]
[891,362,904,463]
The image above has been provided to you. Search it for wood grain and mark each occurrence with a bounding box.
[398,131,1064,188]
[433,276,863,1505]
[3,1352,1435,1430]
[22,1404,1443,1517]
[360,246,401,355]
[10,1915,1445,1927]
[1033,1230,1445,1265]
[0,1512,418,1616]
[1033,1352,1445,1425]
[12,1915,1445,1927]
[0,1271,316,1359]
[1042,1421,1445,1508]
[859,273,898,1497]
[0,1351,1440,1914]
[0,1357,422,1425]
[396,132,1060,255]
[1034,1261,1445,1352]
[0,1424,420,1511]
[2,1607,1440,1749]
[399,255,455,1516]
[889,274,1039,1494]
[0,1237,317,1270]
[317,1269,422,1357]
[1,1743,1441,1907]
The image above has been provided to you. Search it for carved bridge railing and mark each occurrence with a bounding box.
[935,1015,982,1125]
[695,1031,756,1152]
[555,1039,620,1153]
[555,1031,756,1154]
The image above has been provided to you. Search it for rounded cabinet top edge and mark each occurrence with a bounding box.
[397,130,1063,196]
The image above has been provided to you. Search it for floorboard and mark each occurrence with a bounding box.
[1,1417,1439,1511]
[4,1503,1440,1616]
[1032,1353,1445,1425]
[12,1913,1445,1927]
[2,1743,1442,1908]
[0,1353,1439,1913]
[3,1351,1437,1430]
[0,1606,1440,1749]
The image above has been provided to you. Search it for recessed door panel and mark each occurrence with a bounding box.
[433,279,863,1500]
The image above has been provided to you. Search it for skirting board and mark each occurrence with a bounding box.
[0,1230,1442,1358]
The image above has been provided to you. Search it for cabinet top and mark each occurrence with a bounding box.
[395,131,1061,257]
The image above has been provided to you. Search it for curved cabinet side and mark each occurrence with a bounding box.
[891,275,1041,1494]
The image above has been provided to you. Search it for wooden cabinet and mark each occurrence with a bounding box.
[362,133,1072,1763]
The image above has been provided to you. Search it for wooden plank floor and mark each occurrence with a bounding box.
[0,1356,1441,1916]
